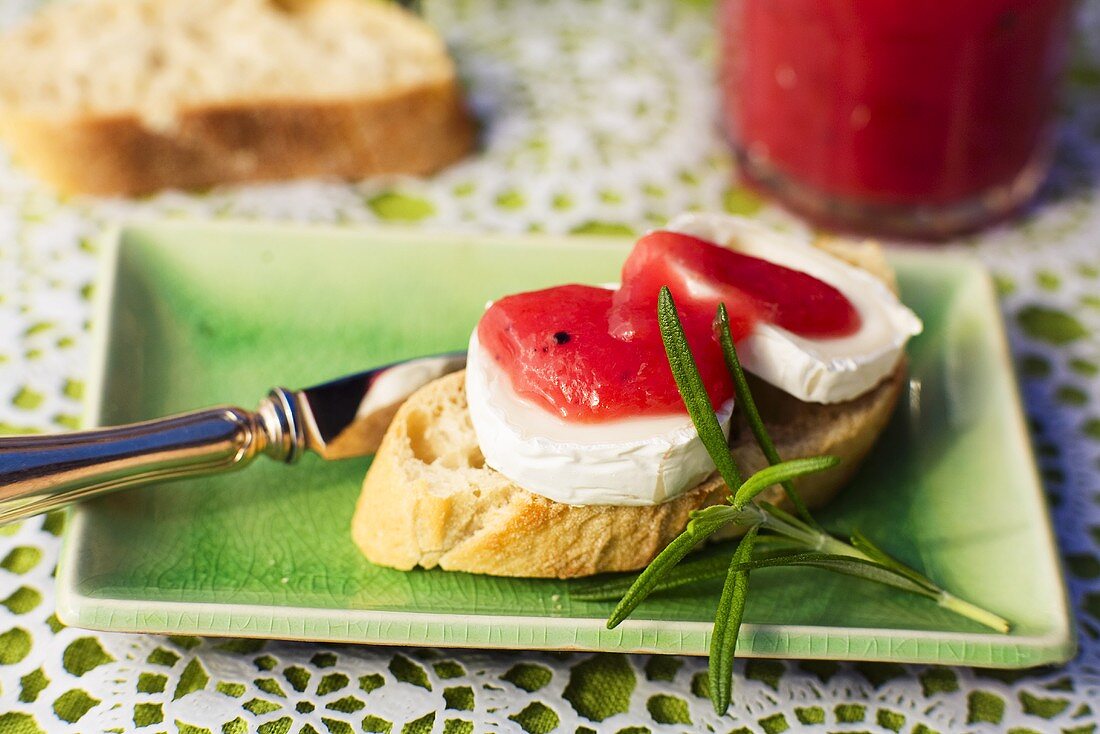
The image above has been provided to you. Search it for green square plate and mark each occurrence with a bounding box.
[57,222,1074,667]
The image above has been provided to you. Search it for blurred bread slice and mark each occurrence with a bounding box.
[0,0,474,195]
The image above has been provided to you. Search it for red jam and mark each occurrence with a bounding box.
[478,231,860,422]
[478,284,732,421]
[611,231,860,339]
[720,0,1072,236]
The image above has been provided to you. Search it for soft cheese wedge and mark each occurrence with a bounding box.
[666,213,923,403]
[467,330,734,505]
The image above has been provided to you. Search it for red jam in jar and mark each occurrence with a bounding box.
[720,0,1073,238]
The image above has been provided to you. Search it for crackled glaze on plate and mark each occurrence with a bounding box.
[56,222,1073,667]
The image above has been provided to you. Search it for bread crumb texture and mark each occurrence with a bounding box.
[0,0,449,126]
[0,0,474,194]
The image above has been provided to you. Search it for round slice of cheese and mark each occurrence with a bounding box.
[465,330,734,506]
[667,213,923,404]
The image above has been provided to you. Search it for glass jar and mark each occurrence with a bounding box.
[719,0,1074,238]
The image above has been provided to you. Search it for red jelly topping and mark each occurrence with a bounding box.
[478,284,732,421]
[612,231,861,339]
[478,231,861,422]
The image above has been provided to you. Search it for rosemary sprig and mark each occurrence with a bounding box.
[604,286,1010,715]
[607,504,739,628]
[715,303,819,529]
[709,525,757,713]
[574,539,814,601]
[575,548,928,603]
[732,456,838,509]
[575,554,731,601]
[657,289,742,490]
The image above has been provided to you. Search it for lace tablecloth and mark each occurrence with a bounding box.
[1,0,1099,731]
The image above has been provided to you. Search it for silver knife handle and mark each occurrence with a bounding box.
[0,388,303,524]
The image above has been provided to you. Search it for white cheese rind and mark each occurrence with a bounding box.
[465,331,733,506]
[667,213,923,404]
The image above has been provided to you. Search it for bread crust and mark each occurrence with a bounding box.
[0,79,474,196]
[352,365,906,579]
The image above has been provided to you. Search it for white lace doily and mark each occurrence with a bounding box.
[0,0,1098,731]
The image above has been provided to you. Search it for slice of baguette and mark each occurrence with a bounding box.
[352,367,904,578]
[352,238,908,579]
[0,0,473,195]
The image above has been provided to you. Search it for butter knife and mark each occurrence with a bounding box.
[0,352,467,523]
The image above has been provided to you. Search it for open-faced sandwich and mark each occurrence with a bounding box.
[351,213,923,579]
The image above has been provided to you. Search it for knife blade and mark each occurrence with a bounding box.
[0,352,467,523]
[297,352,467,459]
